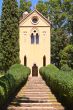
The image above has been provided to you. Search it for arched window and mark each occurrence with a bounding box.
[36,33,39,44]
[43,56,46,66]
[24,56,27,66]
[31,33,34,44]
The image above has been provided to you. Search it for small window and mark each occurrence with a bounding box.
[24,56,27,66]
[43,56,46,66]
[32,16,38,24]
[34,30,36,33]
[31,33,34,44]
[36,33,39,44]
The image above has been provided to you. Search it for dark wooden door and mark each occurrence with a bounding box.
[32,64,38,76]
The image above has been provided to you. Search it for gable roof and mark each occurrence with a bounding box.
[19,9,51,25]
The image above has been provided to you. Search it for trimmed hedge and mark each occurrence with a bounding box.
[39,64,73,109]
[0,64,30,109]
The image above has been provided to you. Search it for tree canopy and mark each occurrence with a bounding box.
[36,0,73,67]
[60,45,73,69]
[0,0,19,72]
[19,0,32,17]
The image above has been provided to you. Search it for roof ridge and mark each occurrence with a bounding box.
[19,9,51,25]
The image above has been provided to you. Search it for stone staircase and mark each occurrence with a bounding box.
[7,76,65,110]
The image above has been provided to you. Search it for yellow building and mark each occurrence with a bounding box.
[19,9,51,76]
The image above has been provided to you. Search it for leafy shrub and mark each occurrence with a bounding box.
[60,45,73,69]
[39,64,73,109]
[7,64,30,86]
[60,64,72,71]
[0,64,30,109]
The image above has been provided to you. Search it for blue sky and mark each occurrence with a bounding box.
[0,0,38,16]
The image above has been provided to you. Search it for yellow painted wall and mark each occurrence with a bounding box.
[19,10,51,76]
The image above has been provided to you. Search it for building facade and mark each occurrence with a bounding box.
[19,9,51,76]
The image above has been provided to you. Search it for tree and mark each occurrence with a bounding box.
[0,16,1,36]
[19,0,32,17]
[36,0,70,67]
[0,16,3,70]
[36,0,49,18]
[49,0,73,67]
[51,28,69,67]
[1,0,19,72]
[60,45,73,69]
[61,0,73,44]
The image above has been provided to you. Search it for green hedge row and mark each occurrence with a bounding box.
[0,64,30,109]
[39,64,73,109]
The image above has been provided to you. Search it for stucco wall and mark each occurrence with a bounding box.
[19,10,51,76]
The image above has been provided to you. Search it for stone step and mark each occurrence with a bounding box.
[27,82,45,84]
[21,91,52,94]
[22,92,52,95]
[8,106,56,110]
[16,95,55,99]
[15,96,57,100]
[11,102,61,107]
[21,88,51,90]
[21,89,51,92]
[27,84,47,85]
[24,86,49,89]
[8,106,64,110]
[17,92,52,95]
[18,103,64,110]
[13,98,57,103]
[17,93,54,97]
[12,99,58,104]
[28,79,43,81]
[26,84,46,86]
[28,78,43,80]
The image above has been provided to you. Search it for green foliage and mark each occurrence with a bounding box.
[0,71,4,77]
[51,28,69,67]
[0,16,3,71]
[60,45,73,69]
[36,0,71,67]
[0,64,30,109]
[19,0,32,17]
[39,65,73,109]
[1,0,20,72]
[7,64,30,86]
[62,0,73,43]
[36,0,49,18]
[60,64,72,71]
[49,0,73,66]
[0,16,1,36]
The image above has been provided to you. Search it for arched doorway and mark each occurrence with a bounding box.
[32,64,38,76]
[24,56,27,66]
[43,56,46,66]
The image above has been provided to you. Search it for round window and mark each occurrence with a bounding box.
[32,16,38,24]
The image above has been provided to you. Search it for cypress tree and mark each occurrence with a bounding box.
[0,16,3,70]
[1,0,19,72]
